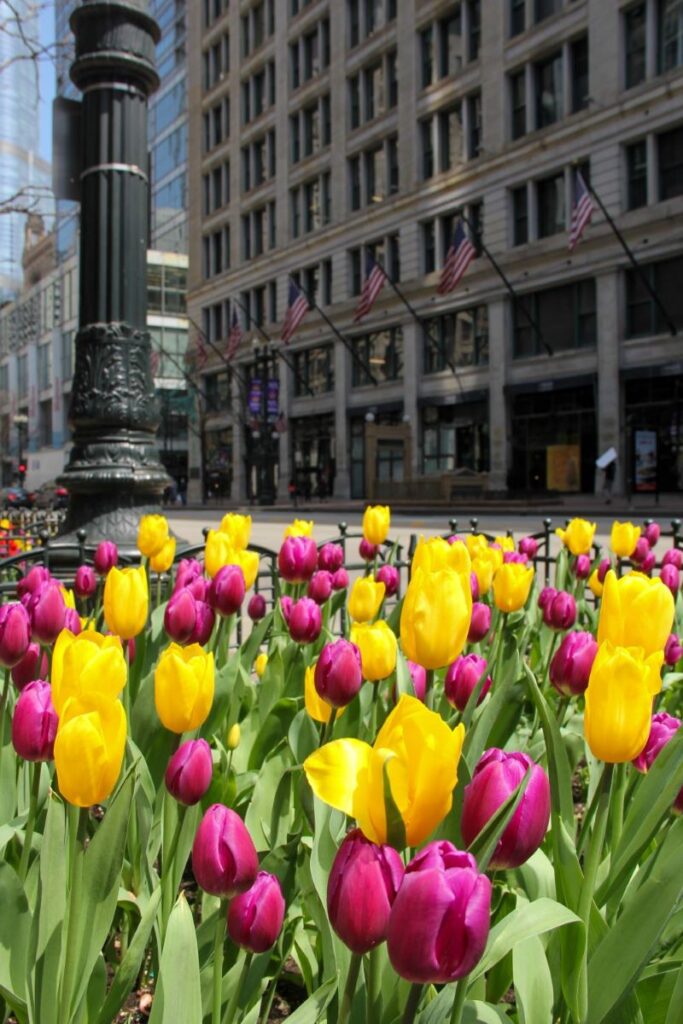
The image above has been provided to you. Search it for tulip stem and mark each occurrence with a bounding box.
[541,631,561,684]
[321,708,337,746]
[161,800,187,937]
[365,947,381,1023]
[60,805,88,1021]
[223,949,252,1024]
[211,899,228,1024]
[424,669,435,710]
[608,762,627,854]
[0,668,10,778]
[449,977,469,1024]
[338,952,363,1024]
[578,762,613,930]
[401,983,424,1024]
[18,760,41,882]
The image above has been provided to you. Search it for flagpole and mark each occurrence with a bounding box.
[186,313,251,398]
[583,180,677,338]
[457,210,553,357]
[231,295,316,398]
[290,276,379,387]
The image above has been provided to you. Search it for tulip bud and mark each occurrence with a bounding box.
[662,548,683,569]
[660,564,680,596]
[493,563,534,613]
[192,804,258,897]
[54,692,127,807]
[314,639,363,708]
[93,540,118,575]
[288,597,322,644]
[165,739,213,805]
[574,554,591,579]
[254,652,268,677]
[363,505,391,545]
[164,588,198,645]
[64,608,82,635]
[665,633,682,666]
[376,564,399,597]
[387,841,491,983]
[247,593,266,621]
[519,536,539,558]
[0,602,31,668]
[227,722,241,749]
[28,582,66,645]
[277,535,318,583]
[538,586,557,612]
[632,712,680,773]
[549,631,598,696]
[332,567,349,591]
[468,602,491,643]
[597,557,611,583]
[208,564,246,617]
[11,680,58,761]
[444,654,491,712]
[407,660,427,701]
[318,543,344,573]
[641,551,657,574]
[11,641,48,690]
[137,514,170,559]
[359,538,380,561]
[469,571,480,600]
[187,601,215,647]
[74,565,97,599]
[228,871,286,953]
[103,566,148,640]
[643,522,660,546]
[155,643,215,733]
[307,570,334,605]
[504,551,528,565]
[16,566,51,599]
[461,750,551,869]
[611,521,641,559]
[631,537,651,565]
[350,620,397,681]
[279,596,293,624]
[327,829,404,954]
[542,591,577,631]
[174,558,204,592]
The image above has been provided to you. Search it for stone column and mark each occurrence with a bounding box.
[487,298,508,493]
[402,321,419,478]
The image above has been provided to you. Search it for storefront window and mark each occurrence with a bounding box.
[423,307,488,373]
[293,345,334,396]
[514,279,596,357]
[625,255,683,337]
[625,375,683,492]
[352,327,403,387]
[510,385,596,493]
[291,413,335,498]
[205,427,233,498]
[205,370,231,413]
[421,401,489,475]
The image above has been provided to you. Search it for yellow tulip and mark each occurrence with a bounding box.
[234,548,259,589]
[348,576,385,623]
[555,518,597,557]
[54,692,127,807]
[598,570,674,656]
[492,562,534,613]
[227,722,241,749]
[400,567,472,670]
[494,535,515,553]
[150,536,176,573]
[610,521,641,559]
[60,586,76,609]
[51,628,126,715]
[411,536,471,576]
[154,642,215,733]
[205,530,260,587]
[219,513,252,551]
[350,620,397,681]
[137,514,169,558]
[362,505,391,546]
[103,566,148,640]
[284,519,314,538]
[585,642,664,762]
[465,534,489,558]
[304,664,348,723]
[471,547,503,595]
[588,569,603,598]
[304,695,465,847]
[254,652,268,677]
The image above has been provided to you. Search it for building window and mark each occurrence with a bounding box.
[348,137,397,209]
[510,0,525,36]
[626,140,648,209]
[468,0,481,60]
[291,173,331,237]
[422,402,489,475]
[512,185,529,245]
[625,3,647,87]
[420,25,434,87]
[468,92,482,158]
[293,346,334,396]
[658,123,683,199]
[348,0,395,48]
[660,0,683,71]
[535,51,563,129]
[571,36,589,113]
[351,327,403,386]
[625,255,683,336]
[537,171,566,237]
[423,307,489,373]
[535,0,562,22]
[514,279,596,357]
[419,4,481,88]
[510,70,527,140]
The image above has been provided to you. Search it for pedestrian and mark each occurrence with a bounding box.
[288,478,298,507]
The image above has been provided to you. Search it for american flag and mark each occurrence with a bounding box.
[196,333,208,369]
[226,307,243,360]
[438,220,476,295]
[281,281,309,344]
[150,348,161,377]
[569,170,595,251]
[354,253,387,322]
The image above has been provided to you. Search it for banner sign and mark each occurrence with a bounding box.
[634,430,657,492]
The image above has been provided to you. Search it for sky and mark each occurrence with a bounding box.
[38,2,56,163]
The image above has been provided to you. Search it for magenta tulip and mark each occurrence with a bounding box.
[318,543,344,573]
[468,602,491,643]
[16,566,51,599]
[165,739,213,805]
[63,608,82,635]
[278,536,318,583]
[504,551,528,565]
[407,661,427,701]
[192,804,258,897]
[630,537,650,565]
[660,564,680,596]
[665,634,682,666]
[444,654,491,712]
[470,571,480,600]
[187,601,215,647]
[549,631,598,696]
[307,570,334,605]
[662,548,683,569]
[597,557,611,583]
[376,564,399,597]
[164,588,198,644]
[279,596,293,624]
[288,597,322,644]
[93,540,118,575]
[461,749,550,869]
[11,680,58,761]
[27,583,66,645]
[332,567,349,591]
[174,558,203,592]
[387,842,491,983]
[0,602,31,668]
[537,586,557,613]
[574,554,591,579]
[519,536,539,558]
[208,564,246,617]
[247,593,266,621]
[542,591,577,631]
[228,871,286,953]
[314,639,363,708]
[328,829,404,954]
[641,551,657,574]
[11,642,48,690]
[633,712,680,773]
[359,538,380,561]
[74,565,97,599]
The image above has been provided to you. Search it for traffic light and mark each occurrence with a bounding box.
[18,463,26,486]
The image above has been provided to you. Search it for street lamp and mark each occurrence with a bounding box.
[249,342,276,506]
[13,414,28,485]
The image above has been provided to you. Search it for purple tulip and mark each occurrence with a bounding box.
[247,593,267,621]
[288,597,322,644]
[16,566,51,600]
[74,565,97,599]
[0,602,31,669]
[542,591,577,631]
[307,570,334,605]
[208,564,246,617]
[165,739,213,805]
[631,537,651,565]
[633,712,680,773]
[574,554,591,579]
[387,842,491,983]
[279,596,293,624]
[164,588,198,645]
[519,536,539,558]
[597,557,612,583]
[332,567,349,591]
[328,829,404,954]
[444,654,491,712]
[27,582,66,645]
[468,602,491,643]
[64,608,82,635]
[504,551,528,565]
[549,631,598,696]
[407,661,427,701]
[665,634,683,666]
[278,536,318,583]
[314,639,363,708]
[11,680,58,761]
[228,871,286,953]
[537,586,557,613]
[192,804,259,897]
[660,564,680,596]
[11,642,48,691]
[93,540,118,575]
[174,558,203,592]
[641,551,657,574]
[662,548,683,570]
[187,601,215,647]
[359,538,381,562]
[376,564,399,597]
[470,571,480,601]
[461,749,551,869]
[318,543,344,573]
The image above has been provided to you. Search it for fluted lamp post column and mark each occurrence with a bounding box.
[59,0,169,546]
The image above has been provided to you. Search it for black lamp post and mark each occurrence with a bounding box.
[58,0,169,546]
[250,343,276,506]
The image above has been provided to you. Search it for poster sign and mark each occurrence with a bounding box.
[266,379,279,421]
[248,378,263,417]
[547,445,581,492]
[634,430,657,492]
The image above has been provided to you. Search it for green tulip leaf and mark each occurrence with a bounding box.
[278,977,337,1024]
[149,893,202,1024]
[512,933,553,1024]
[522,664,574,830]
[27,791,67,1024]
[96,889,161,1024]
[0,860,31,1007]
[466,767,532,872]
[470,898,581,983]
[383,756,407,851]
